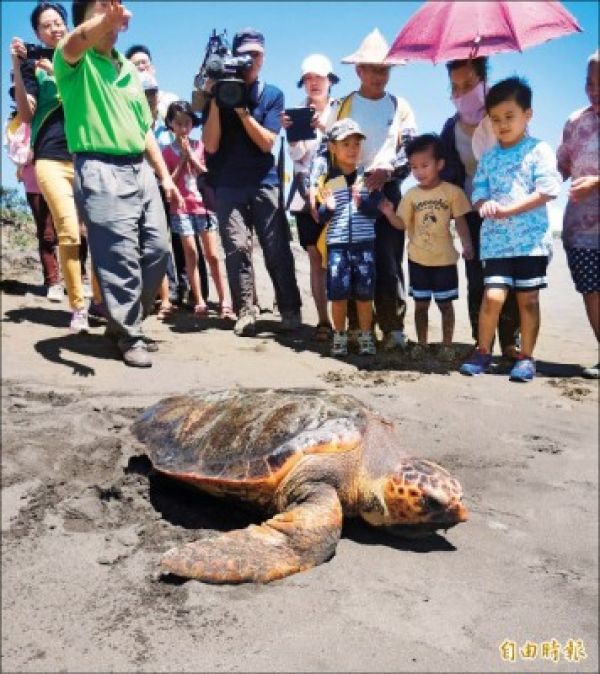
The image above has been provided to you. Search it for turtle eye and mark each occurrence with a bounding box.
[422,496,444,512]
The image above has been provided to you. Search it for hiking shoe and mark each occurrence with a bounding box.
[122,344,152,368]
[459,348,492,376]
[234,311,256,337]
[358,330,376,356]
[331,331,348,357]
[382,330,408,351]
[509,357,536,382]
[280,309,302,331]
[47,284,64,303]
[70,308,89,333]
[582,362,599,380]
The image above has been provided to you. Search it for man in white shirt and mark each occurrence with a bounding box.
[330,28,417,350]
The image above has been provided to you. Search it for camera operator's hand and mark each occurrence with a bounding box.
[10,37,27,64]
[202,77,215,94]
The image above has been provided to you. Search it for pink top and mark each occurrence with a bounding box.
[557,106,599,250]
[162,139,207,216]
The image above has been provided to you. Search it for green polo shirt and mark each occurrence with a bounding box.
[54,42,152,155]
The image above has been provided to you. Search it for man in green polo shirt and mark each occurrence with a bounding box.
[54,0,182,368]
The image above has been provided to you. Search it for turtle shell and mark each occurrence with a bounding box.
[132,389,368,487]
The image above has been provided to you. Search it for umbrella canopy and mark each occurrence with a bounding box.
[386,0,582,64]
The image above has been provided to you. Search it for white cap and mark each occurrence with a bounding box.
[297,53,339,87]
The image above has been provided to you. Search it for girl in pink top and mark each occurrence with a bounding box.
[162,101,232,318]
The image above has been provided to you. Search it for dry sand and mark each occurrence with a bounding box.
[1,232,598,673]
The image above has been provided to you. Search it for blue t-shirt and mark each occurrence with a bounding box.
[472,135,561,260]
[210,80,283,188]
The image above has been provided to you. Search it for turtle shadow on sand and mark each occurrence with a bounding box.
[341,518,457,553]
[126,455,262,533]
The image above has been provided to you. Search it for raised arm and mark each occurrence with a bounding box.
[9,39,36,122]
[61,1,131,64]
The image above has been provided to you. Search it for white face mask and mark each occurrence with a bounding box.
[452,81,486,125]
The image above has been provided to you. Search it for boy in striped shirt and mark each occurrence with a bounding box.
[318,119,384,356]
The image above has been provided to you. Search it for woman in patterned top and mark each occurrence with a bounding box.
[557,51,599,379]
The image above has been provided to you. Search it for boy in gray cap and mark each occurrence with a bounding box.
[317,119,384,356]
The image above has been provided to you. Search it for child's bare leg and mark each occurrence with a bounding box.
[356,300,373,331]
[308,245,329,326]
[478,287,508,351]
[159,276,171,306]
[199,230,227,305]
[438,301,455,345]
[414,300,430,346]
[583,291,600,341]
[516,290,540,357]
[181,235,203,308]
[331,300,348,332]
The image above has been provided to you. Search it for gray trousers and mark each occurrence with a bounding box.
[74,154,169,352]
[216,184,301,315]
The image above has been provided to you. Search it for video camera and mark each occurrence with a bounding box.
[192,30,253,110]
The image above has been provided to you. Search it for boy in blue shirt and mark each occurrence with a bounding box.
[460,77,561,382]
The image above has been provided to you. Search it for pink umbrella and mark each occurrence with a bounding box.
[386,0,582,64]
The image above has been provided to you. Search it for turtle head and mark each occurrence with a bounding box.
[359,458,468,536]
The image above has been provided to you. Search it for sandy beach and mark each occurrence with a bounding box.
[1,224,598,673]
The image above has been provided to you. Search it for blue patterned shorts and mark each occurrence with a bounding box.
[327,243,376,301]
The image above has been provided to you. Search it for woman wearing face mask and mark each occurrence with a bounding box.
[440,57,520,365]
[281,54,339,342]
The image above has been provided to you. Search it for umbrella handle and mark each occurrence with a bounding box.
[469,34,482,59]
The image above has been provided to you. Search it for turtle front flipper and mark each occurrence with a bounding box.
[160,483,343,583]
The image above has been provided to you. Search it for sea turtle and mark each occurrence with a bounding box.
[132,388,468,584]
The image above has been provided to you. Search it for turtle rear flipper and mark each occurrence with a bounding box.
[160,484,343,583]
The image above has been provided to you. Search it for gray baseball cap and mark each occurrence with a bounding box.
[328,118,366,142]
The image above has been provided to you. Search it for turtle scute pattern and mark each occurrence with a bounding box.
[131,389,368,481]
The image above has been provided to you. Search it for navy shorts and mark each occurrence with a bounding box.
[327,243,376,301]
[408,260,458,303]
[295,211,325,250]
[483,256,548,291]
[565,247,600,294]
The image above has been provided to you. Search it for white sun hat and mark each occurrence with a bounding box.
[341,28,406,65]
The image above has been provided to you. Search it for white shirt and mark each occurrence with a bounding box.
[326,92,417,172]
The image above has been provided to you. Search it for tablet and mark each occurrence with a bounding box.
[285,107,317,143]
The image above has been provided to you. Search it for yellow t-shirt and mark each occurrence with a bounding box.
[398,182,471,266]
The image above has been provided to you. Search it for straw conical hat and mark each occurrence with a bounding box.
[341,28,405,65]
